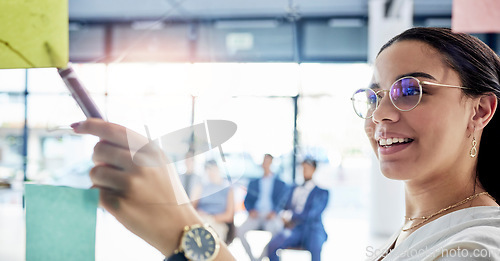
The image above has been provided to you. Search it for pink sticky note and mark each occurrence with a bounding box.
[452,0,500,33]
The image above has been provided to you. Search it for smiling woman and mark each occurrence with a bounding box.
[68,27,500,261]
[355,27,500,261]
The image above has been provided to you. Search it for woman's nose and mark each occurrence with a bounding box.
[371,91,400,124]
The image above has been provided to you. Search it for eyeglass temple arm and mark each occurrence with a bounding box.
[421,81,470,90]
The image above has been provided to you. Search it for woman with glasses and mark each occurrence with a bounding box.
[353,27,500,260]
[70,27,500,261]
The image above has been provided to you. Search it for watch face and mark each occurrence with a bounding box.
[181,226,219,261]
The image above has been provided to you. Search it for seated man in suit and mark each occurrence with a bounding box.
[237,154,290,261]
[267,159,329,261]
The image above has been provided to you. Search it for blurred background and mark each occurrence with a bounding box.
[1,0,499,260]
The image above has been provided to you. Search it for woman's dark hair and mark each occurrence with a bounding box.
[378,27,500,201]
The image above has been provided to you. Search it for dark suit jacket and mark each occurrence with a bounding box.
[286,185,329,246]
[244,176,290,213]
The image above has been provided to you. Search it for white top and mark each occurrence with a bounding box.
[255,174,274,214]
[291,180,316,214]
[367,206,500,261]
[281,180,317,222]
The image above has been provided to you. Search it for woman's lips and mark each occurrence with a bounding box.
[378,137,413,146]
[378,139,413,155]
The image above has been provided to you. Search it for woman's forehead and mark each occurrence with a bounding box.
[373,40,449,84]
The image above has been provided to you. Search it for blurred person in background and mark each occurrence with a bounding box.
[191,160,235,243]
[267,159,329,261]
[237,154,290,261]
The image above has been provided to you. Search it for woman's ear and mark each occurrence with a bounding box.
[471,93,498,130]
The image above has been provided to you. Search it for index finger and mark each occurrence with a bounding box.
[71,119,149,151]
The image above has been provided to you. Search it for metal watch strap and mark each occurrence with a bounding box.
[165,251,188,261]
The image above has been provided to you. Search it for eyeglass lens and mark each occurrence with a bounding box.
[352,77,422,119]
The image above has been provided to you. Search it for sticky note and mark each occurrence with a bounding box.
[0,0,68,69]
[25,184,99,261]
[452,0,500,33]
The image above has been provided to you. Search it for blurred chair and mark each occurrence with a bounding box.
[278,247,312,261]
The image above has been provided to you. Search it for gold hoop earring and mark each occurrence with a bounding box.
[470,134,477,158]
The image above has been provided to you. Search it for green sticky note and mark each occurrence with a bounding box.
[25,184,99,261]
[0,0,68,69]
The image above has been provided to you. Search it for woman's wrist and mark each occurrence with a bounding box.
[152,204,203,257]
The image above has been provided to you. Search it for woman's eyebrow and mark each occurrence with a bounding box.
[369,83,380,90]
[395,72,437,81]
[370,72,436,89]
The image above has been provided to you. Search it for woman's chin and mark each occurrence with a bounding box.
[379,165,411,180]
[381,173,408,181]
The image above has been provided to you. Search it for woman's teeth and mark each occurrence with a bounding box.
[378,138,412,146]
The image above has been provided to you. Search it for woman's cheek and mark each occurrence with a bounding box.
[364,119,379,155]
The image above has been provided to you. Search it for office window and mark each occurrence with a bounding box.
[0,69,25,188]
[0,93,24,187]
[298,63,373,214]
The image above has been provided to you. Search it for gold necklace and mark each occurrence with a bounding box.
[402,192,495,232]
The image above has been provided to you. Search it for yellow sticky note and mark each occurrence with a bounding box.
[0,0,68,69]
